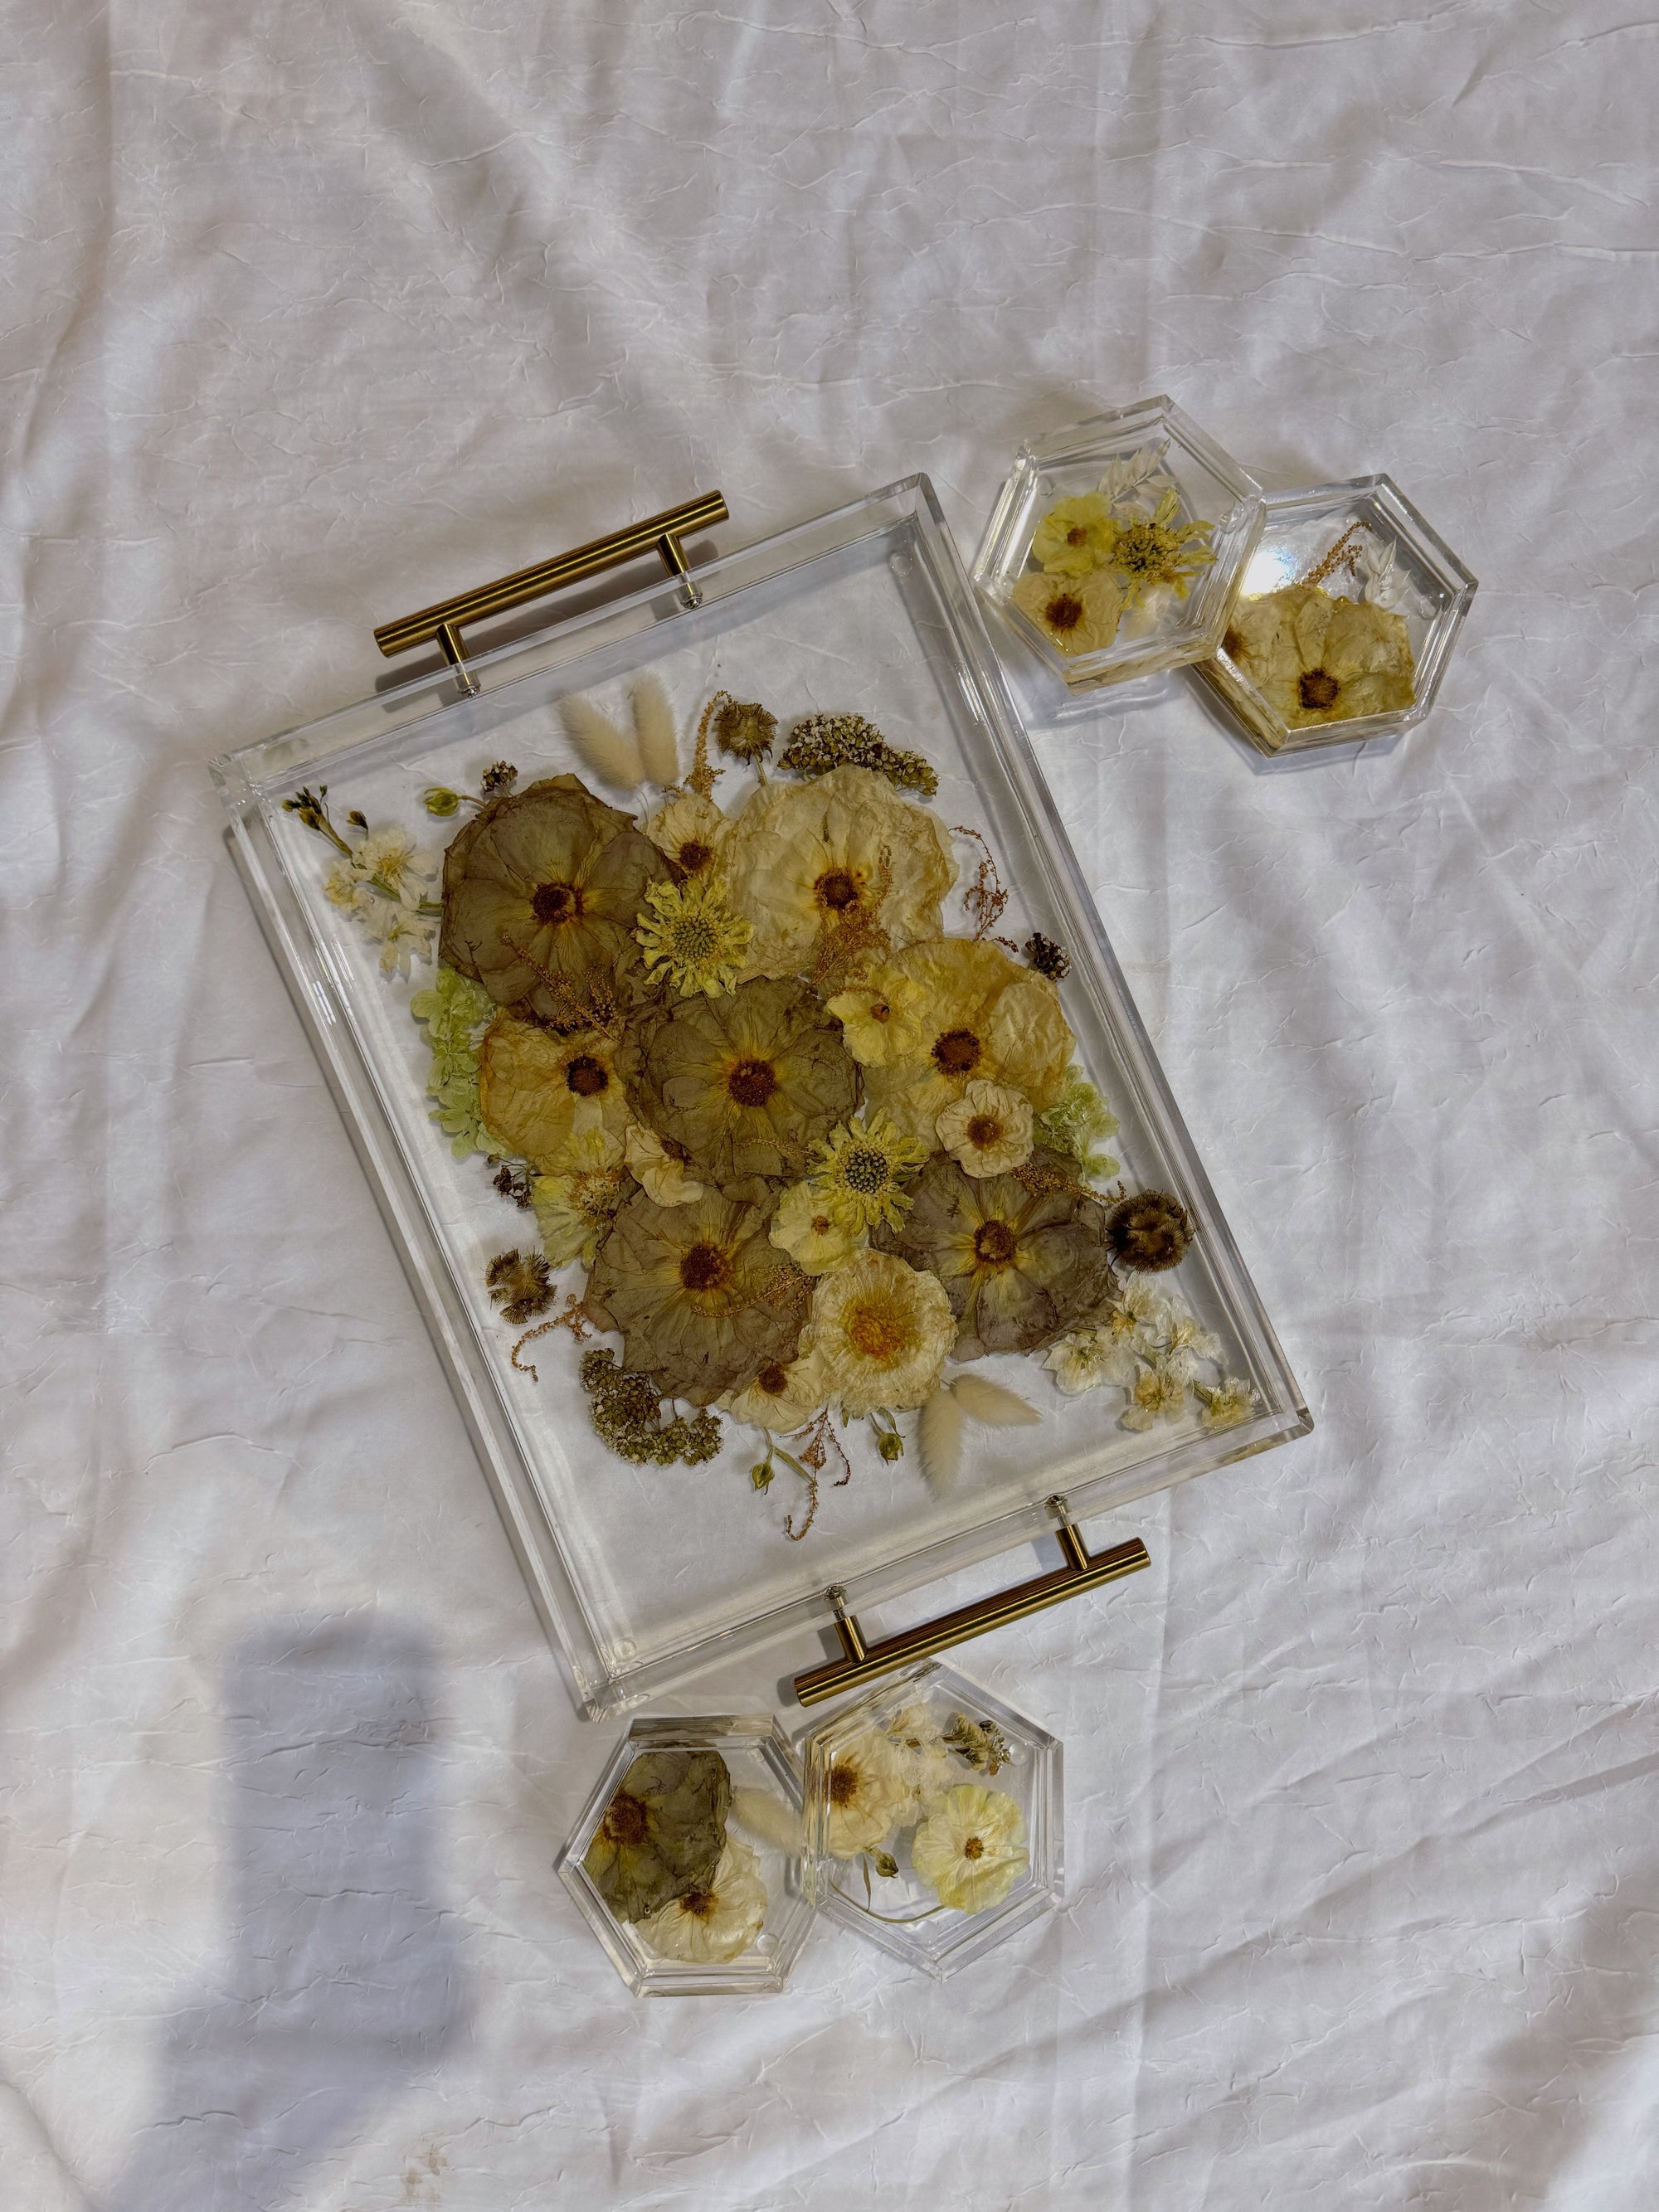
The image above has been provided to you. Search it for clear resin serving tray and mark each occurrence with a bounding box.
[214,479,1310,1715]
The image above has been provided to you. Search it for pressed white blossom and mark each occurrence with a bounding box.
[1195,1374,1258,1433]
[635,1839,767,1964]
[1121,1356,1189,1432]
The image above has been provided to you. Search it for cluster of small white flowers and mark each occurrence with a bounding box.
[1044,1281,1256,1437]
[325,827,439,978]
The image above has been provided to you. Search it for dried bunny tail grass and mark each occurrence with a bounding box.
[947,1373,1041,1428]
[560,694,644,791]
[630,673,680,785]
[730,1787,805,1855]
[917,1385,968,1495]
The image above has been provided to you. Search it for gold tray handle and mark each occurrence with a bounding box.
[792,1496,1151,1706]
[372,490,728,694]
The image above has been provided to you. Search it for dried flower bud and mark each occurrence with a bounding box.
[1024,932,1071,981]
[424,785,463,817]
[873,1851,900,1878]
[750,1463,774,1490]
[876,1429,906,1462]
[1104,1190,1194,1273]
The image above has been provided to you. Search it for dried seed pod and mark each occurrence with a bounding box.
[1104,1190,1194,1273]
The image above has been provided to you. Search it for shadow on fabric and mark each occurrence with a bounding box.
[109,1616,464,2212]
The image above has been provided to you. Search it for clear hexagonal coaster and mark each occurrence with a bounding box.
[557,1714,815,1996]
[974,394,1263,692]
[800,1662,1062,1980]
[1191,475,1477,756]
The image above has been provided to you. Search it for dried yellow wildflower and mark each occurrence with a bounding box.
[769,1180,866,1276]
[800,1250,955,1417]
[809,1111,932,1234]
[640,790,730,879]
[1033,493,1118,578]
[861,937,1073,1150]
[1223,582,1416,729]
[910,1784,1029,1913]
[1105,487,1215,605]
[824,967,928,1067]
[532,1125,630,1267]
[935,1078,1034,1178]
[727,1345,832,1432]
[1010,567,1123,657]
[477,1016,631,1171]
[623,1123,704,1208]
[634,874,752,998]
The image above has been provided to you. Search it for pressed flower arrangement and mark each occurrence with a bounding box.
[801,1661,1063,1978]
[285,677,1261,1546]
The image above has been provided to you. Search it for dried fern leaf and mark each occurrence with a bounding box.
[917,1387,967,1495]
[630,673,680,786]
[561,694,644,791]
[949,1373,1042,1428]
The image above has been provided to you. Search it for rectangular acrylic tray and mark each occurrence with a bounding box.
[213,479,1310,1714]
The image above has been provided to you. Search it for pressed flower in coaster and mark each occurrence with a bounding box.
[974,394,1264,693]
[1191,476,1477,756]
[557,1714,813,1996]
[799,1660,1062,1980]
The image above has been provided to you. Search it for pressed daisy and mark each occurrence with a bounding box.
[862,937,1072,1150]
[727,1345,832,1432]
[809,1111,932,1234]
[935,1078,1034,1179]
[1224,581,1415,729]
[583,1748,732,1923]
[817,1724,913,1857]
[801,1250,956,1417]
[911,1784,1029,1913]
[640,789,730,879]
[636,1838,768,1964]
[635,874,752,998]
[1032,493,1118,578]
[1105,487,1216,606]
[769,1180,867,1276]
[1195,1374,1257,1433]
[1121,1357,1189,1432]
[532,1125,630,1268]
[477,1015,630,1171]
[825,967,928,1067]
[623,1123,704,1208]
[722,766,957,982]
[1010,566,1123,657]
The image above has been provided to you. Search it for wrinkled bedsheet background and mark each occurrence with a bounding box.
[4,3,1656,2207]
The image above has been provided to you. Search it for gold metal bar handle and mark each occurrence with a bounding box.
[793,1499,1151,1707]
[372,490,729,663]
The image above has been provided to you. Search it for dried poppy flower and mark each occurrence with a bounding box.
[623,975,859,1198]
[877,1149,1119,1359]
[1105,1190,1194,1273]
[860,937,1072,1150]
[586,1187,809,1404]
[582,1748,733,1923]
[1010,567,1123,657]
[439,774,669,1027]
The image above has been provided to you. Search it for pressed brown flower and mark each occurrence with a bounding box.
[877,1149,1119,1359]
[582,1748,732,1923]
[1105,1190,1194,1273]
[439,774,669,1026]
[624,975,860,1198]
[586,1186,808,1404]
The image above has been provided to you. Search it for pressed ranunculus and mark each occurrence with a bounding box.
[910,1783,1029,1913]
[624,975,859,1199]
[1224,582,1415,729]
[476,1015,631,1171]
[769,1180,867,1276]
[1033,493,1118,578]
[860,938,1072,1150]
[585,1186,808,1405]
[1010,567,1123,657]
[877,1149,1119,1360]
[641,789,731,879]
[817,1724,913,1858]
[440,774,670,1026]
[636,1837,768,1964]
[583,1748,732,1923]
[722,766,957,981]
[800,1250,955,1416]
[935,1078,1034,1178]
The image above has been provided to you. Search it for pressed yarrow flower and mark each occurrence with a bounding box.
[810,1111,932,1234]
[910,1784,1029,1913]
[1010,566,1123,657]
[1104,487,1216,606]
[635,875,752,998]
[1032,493,1118,578]
[636,1837,769,1965]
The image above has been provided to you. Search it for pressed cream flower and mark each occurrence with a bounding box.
[1044,1327,1136,1398]
[1121,1357,1189,1432]
[477,1016,630,1171]
[769,1180,867,1276]
[1162,1304,1220,1380]
[1195,1374,1257,1432]
[862,937,1072,1150]
[1224,582,1415,729]
[910,1784,1029,1913]
[883,1704,958,1814]
[624,1122,704,1207]
[825,968,928,1066]
[1010,567,1123,657]
[810,1111,932,1234]
[532,1126,630,1268]
[722,766,956,981]
[818,1725,912,1857]
[635,875,752,998]
[640,789,730,879]
[801,1250,956,1417]
[1033,493,1118,578]
[635,1838,768,1965]
[1105,488,1215,606]
[727,1346,832,1432]
[935,1079,1034,1178]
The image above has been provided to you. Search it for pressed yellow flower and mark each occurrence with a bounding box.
[825,967,928,1067]
[769,1179,867,1276]
[640,789,730,879]
[635,874,752,998]
[1033,493,1119,577]
[910,1784,1029,1913]
[1105,487,1216,606]
[809,1111,932,1234]
[476,1015,630,1172]
[861,937,1073,1150]
[722,766,956,981]
[800,1250,955,1417]
[727,1345,832,1432]
[1010,567,1123,657]
[623,1122,704,1207]
[636,1838,768,1964]
[817,1724,912,1857]
[934,1078,1034,1178]
[532,1125,630,1267]
[1224,582,1415,730]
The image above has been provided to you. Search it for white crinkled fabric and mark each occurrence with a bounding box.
[3,4,1656,2209]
